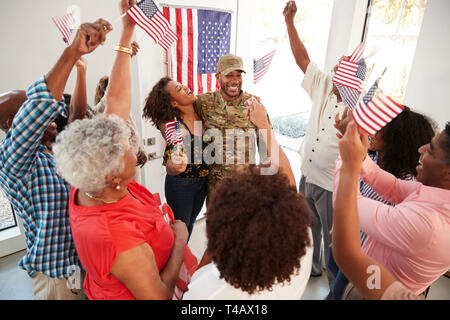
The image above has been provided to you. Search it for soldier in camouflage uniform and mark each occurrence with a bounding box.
[195,54,270,196]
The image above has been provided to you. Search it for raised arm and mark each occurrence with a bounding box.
[105,0,137,122]
[0,20,111,177]
[68,58,88,124]
[332,122,397,300]
[283,1,310,74]
[46,20,112,102]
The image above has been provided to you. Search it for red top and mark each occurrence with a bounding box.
[69,180,174,300]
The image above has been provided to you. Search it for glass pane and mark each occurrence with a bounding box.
[251,0,333,184]
[251,0,333,143]
[363,0,427,103]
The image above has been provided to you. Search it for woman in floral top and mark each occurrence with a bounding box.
[143,77,210,239]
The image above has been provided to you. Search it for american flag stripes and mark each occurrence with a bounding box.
[253,50,276,84]
[333,43,367,110]
[165,120,184,146]
[334,62,366,110]
[348,42,365,63]
[52,13,75,45]
[333,59,366,92]
[163,7,232,94]
[352,87,404,135]
[127,0,177,51]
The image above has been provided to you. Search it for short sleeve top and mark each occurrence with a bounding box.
[69,180,174,300]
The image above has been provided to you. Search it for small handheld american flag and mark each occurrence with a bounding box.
[253,49,276,84]
[52,13,75,46]
[352,85,404,136]
[165,119,184,148]
[333,43,367,110]
[127,0,177,51]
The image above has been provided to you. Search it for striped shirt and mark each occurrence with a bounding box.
[0,77,80,279]
[359,152,393,245]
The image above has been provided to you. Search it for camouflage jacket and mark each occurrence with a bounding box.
[195,90,269,193]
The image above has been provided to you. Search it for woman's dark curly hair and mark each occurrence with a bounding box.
[443,122,450,164]
[377,106,436,179]
[142,77,182,131]
[205,165,312,295]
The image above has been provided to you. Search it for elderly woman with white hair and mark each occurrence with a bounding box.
[53,0,196,300]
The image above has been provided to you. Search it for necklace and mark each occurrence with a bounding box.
[85,192,118,204]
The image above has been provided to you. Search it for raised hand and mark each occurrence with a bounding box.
[119,0,138,28]
[338,121,369,169]
[75,57,87,71]
[70,19,113,56]
[283,1,297,23]
[334,106,352,138]
[131,41,140,57]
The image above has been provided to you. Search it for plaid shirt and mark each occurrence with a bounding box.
[0,77,80,279]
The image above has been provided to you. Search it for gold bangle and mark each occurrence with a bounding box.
[114,44,133,56]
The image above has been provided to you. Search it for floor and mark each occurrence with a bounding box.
[1,217,448,300]
[0,146,448,300]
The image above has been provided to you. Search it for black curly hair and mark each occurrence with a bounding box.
[142,77,181,132]
[205,165,312,295]
[443,122,450,164]
[377,106,436,179]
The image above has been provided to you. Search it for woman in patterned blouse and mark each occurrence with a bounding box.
[143,77,210,240]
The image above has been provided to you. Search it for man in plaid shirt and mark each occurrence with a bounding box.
[0,18,112,299]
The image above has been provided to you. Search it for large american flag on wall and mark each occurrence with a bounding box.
[162,6,232,94]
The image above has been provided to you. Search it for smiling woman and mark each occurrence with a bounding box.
[143,76,210,239]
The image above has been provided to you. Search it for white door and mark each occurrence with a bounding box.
[136,0,253,207]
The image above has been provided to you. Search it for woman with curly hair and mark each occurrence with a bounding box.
[184,98,313,299]
[330,106,436,300]
[143,77,210,239]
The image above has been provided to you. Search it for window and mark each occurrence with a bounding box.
[251,0,333,154]
[363,0,427,103]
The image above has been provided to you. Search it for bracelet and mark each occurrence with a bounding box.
[114,44,133,56]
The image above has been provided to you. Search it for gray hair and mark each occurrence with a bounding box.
[53,114,131,193]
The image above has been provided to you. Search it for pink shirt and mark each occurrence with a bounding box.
[334,157,450,295]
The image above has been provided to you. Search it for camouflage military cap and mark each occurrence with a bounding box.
[216,54,246,75]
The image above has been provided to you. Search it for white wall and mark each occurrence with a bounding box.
[403,0,450,131]
[324,0,368,73]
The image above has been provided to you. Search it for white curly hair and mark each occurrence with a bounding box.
[53,114,131,193]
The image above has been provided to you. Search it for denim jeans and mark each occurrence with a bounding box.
[165,175,207,240]
[328,246,350,300]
